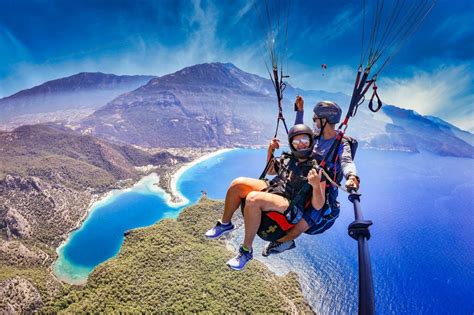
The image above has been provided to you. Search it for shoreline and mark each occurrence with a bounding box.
[52,147,237,284]
[165,148,236,207]
[52,173,171,285]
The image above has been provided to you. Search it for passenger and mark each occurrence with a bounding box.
[205,125,325,270]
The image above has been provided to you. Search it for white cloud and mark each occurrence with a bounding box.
[299,7,359,45]
[0,0,269,97]
[432,11,474,44]
[0,27,32,66]
[379,64,474,131]
[230,0,256,26]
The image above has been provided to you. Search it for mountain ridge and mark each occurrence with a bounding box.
[1,72,156,101]
[0,62,472,157]
[0,73,156,128]
[78,62,474,158]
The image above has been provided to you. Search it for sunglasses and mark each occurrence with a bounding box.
[292,137,311,147]
[312,116,319,122]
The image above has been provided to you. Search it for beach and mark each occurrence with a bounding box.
[166,148,236,207]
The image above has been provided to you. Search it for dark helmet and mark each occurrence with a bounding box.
[313,101,342,124]
[288,124,314,158]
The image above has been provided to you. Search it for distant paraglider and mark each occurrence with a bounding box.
[321,63,327,76]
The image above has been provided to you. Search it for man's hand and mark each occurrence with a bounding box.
[308,168,323,187]
[345,175,360,190]
[295,95,304,111]
[268,138,280,153]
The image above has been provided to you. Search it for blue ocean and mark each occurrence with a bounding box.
[54,148,474,314]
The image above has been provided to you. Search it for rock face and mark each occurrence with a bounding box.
[0,72,155,128]
[0,277,43,313]
[0,240,49,267]
[53,198,313,313]
[0,175,92,246]
[379,105,474,158]
[81,63,281,147]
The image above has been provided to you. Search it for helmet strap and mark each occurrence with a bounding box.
[316,119,328,142]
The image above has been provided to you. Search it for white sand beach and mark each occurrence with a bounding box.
[166,148,236,207]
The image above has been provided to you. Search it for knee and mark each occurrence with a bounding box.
[229,177,250,191]
[245,191,261,205]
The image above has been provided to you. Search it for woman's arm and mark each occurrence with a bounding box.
[266,138,280,175]
[294,96,305,125]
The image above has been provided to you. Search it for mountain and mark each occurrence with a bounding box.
[0,72,156,129]
[80,62,474,158]
[79,63,353,148]
[425,115,474,146]
[48,198,312,313]
[80,63,280,147]
[0,124,189,312]
[376,106,474,157]
[0,123,186,244]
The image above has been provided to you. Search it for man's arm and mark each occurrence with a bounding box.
[308,168,326,210]
[340,141,360,189]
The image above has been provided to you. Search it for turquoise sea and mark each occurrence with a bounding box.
[54,148,474,314]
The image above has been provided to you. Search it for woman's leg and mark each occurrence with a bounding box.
[222,177,268,223]
[242,191,289,249]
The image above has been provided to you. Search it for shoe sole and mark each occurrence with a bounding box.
[263,243,296,256]
[227,264,244,271]
[205,227,235,239]
[226,260,252,271]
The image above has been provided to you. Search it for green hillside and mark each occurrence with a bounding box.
[51,198,313,313]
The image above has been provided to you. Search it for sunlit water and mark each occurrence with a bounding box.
[54,148,474,314]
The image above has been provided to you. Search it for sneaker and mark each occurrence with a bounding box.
[226,246,253,271]
[204,221,235,239]
[262,240,296,257]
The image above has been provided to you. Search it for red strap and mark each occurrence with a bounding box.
[266,212,295,231]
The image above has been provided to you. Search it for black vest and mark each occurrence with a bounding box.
[267,153,316,201]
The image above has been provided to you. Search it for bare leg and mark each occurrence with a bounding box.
[242,191,289,249]
[222,177,268,223]
[277,219,310,242]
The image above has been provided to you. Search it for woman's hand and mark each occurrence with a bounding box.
[295,95,304,111]
[268,138,280,153]
[308,168,322,187]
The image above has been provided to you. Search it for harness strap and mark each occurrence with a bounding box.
[260,69,289,179]
[321,167,349,193]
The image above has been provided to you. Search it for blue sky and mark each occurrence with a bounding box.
[0,0,473,130]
